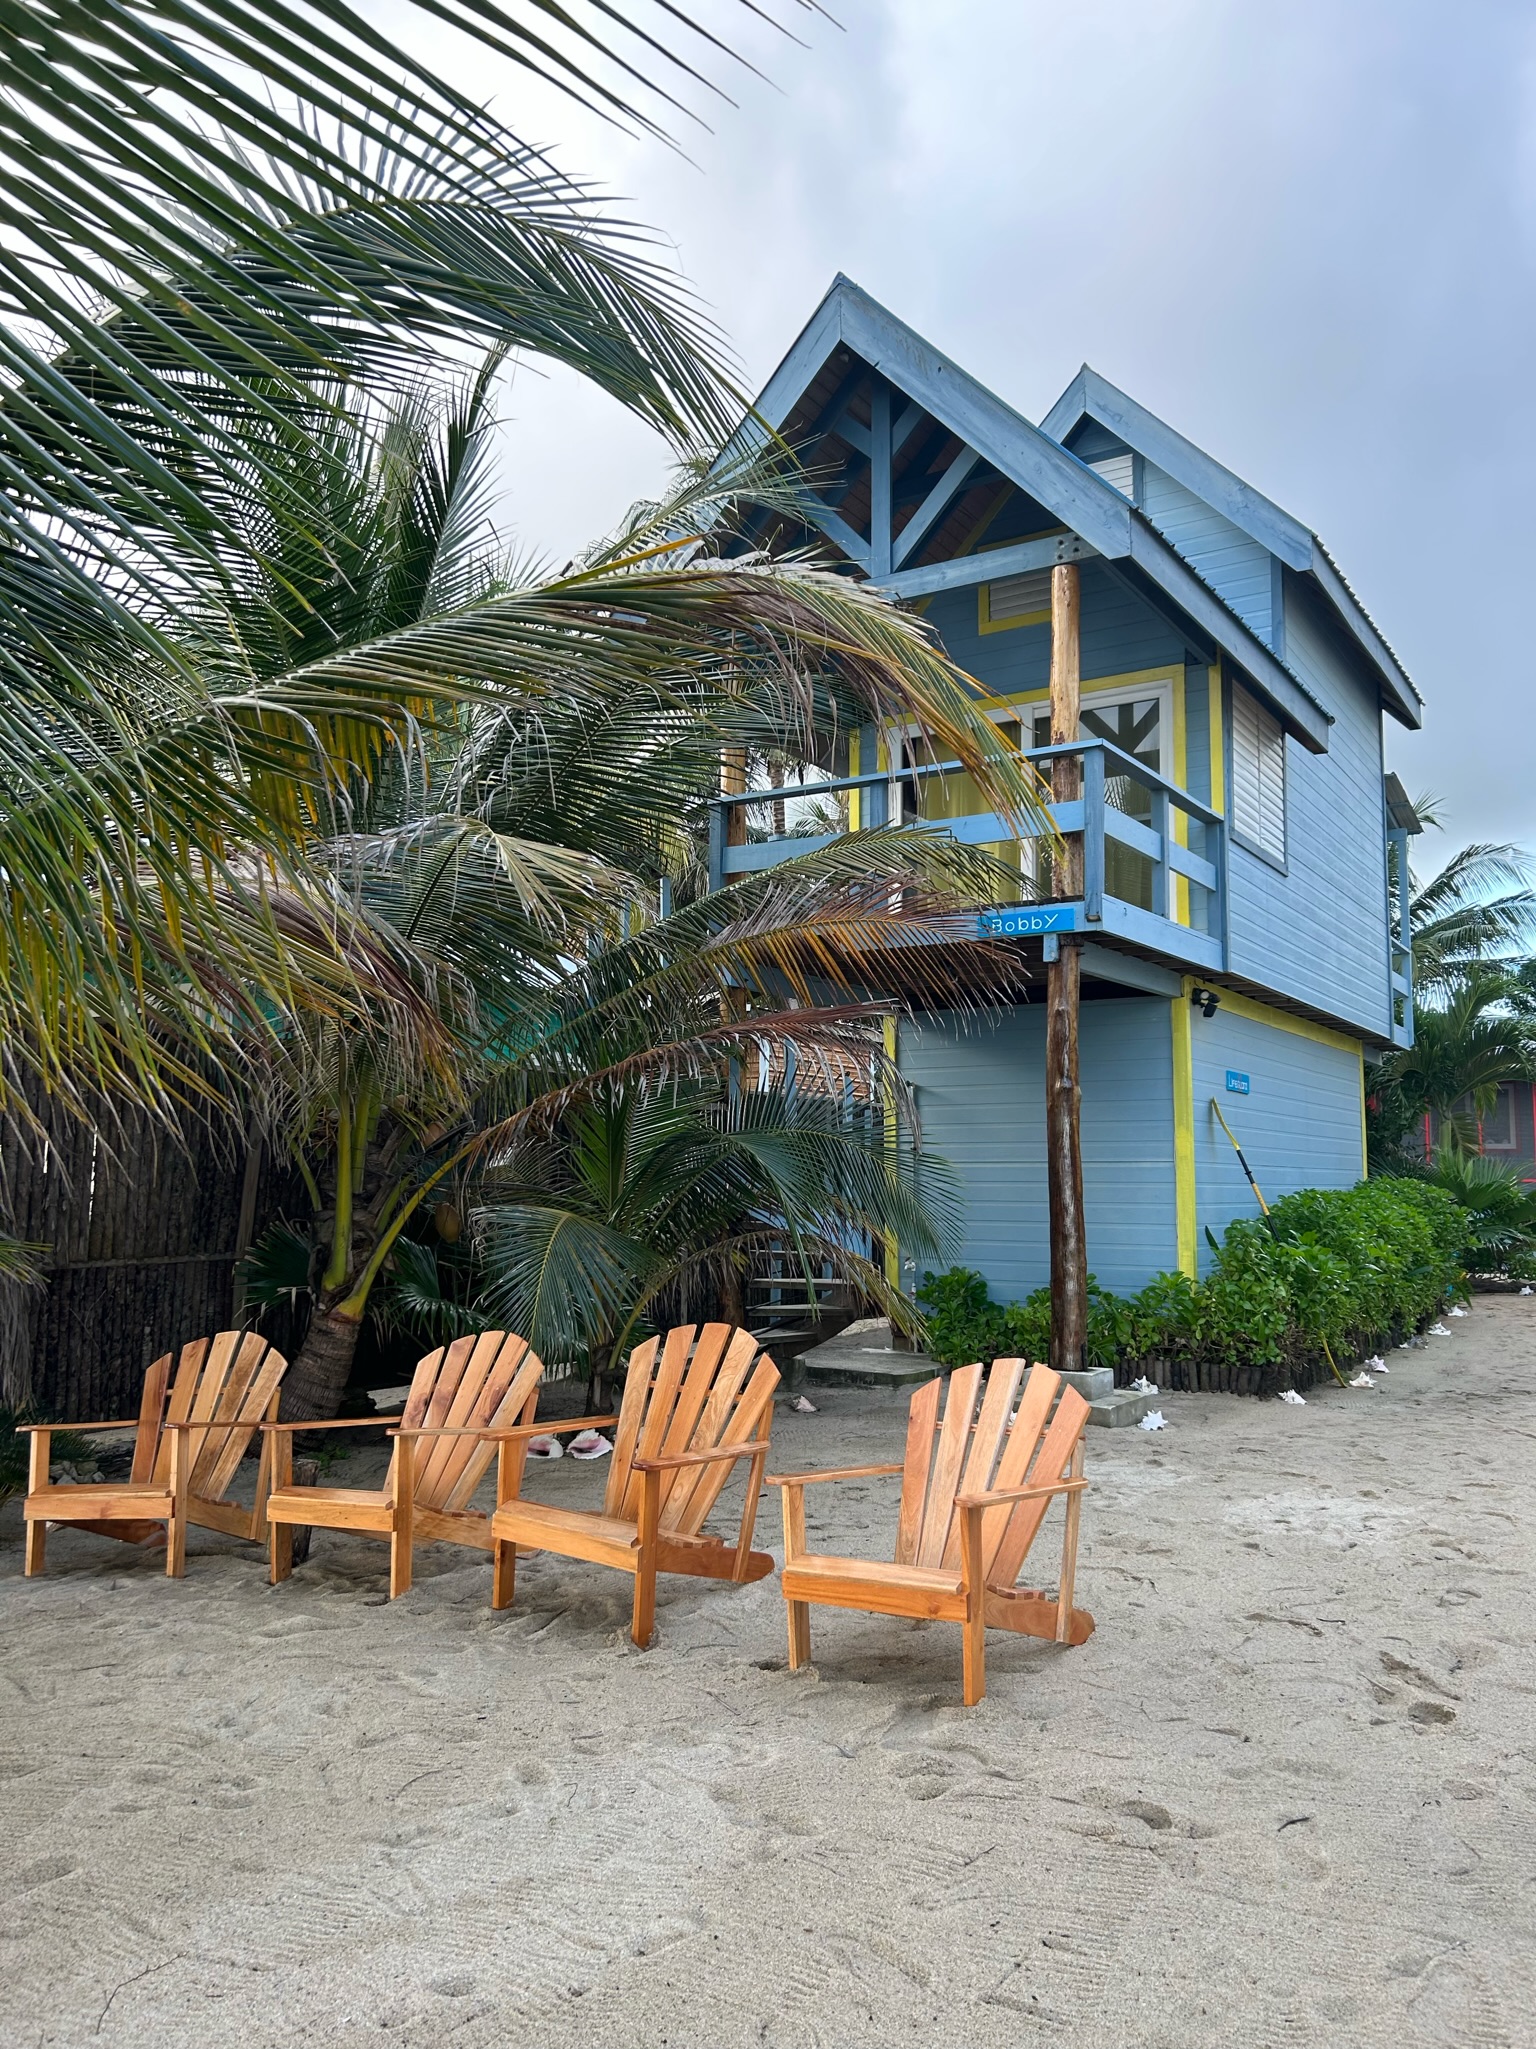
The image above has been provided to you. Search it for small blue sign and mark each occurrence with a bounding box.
[978,905,1078,939]
[1226,1070,1251,1095]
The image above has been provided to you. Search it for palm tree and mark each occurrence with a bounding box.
[1369,972,1535,1167]
[1369,793,1536,1167]
[1395,793,1536,995]
[11,7,1049,1420]
[210,365,1044,1416]
[470,1078,959,1404]
[0,3,816,1124]
[1419,1146,1536,1272]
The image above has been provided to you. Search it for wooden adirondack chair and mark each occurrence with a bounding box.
[490,1322,780,1648]
[769,1359,1093,1705]
[22,1331,290,1579]
[264,1330,544,1598]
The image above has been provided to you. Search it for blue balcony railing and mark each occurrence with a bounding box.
[707,738,1226,975]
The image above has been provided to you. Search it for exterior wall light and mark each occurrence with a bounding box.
[1191,987,1221,1018]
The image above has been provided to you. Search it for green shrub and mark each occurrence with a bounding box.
[913,1266,1008,1370]
[917,1174,1466,1384]
[1418,1147,1536,1274]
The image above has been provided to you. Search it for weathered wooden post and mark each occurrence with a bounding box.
[722,747,748,850]
[1046,562,1087,1376]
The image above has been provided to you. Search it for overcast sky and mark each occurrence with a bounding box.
[405,0,1535,860]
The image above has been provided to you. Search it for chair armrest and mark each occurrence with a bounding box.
[258,1415,403,1432]
[18,1419,141,1434]
[632,1438,767,1473]
[955,1477,1089,1511]
[766,1463,904,1489]
[394,1414,618,1441]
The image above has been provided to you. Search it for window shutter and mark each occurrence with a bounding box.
[1087,451,1135,498]
[1231,685,1286,863]
[986,565,1052,621]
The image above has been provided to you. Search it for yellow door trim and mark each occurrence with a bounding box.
[1171,979,1197,1277]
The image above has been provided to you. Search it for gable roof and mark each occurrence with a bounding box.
[1041,365,1421,731]
[737,277,1333,753]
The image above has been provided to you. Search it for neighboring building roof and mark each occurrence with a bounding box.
[1384,772,1425,834]
[1040,365,1422,731]
[737,276,1333,753]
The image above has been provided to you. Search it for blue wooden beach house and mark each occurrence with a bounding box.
[708,277,1424,1302]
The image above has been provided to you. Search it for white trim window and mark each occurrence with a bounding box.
[1231,683,1286,866]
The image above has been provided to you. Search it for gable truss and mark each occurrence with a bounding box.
[728,277,1335,754]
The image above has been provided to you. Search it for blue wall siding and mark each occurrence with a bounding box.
[925,559,1190,704]
[1139,461,1276,646]
[915,494,1393,1040]
[1192,1007,1363,1270]
[1223,577,1392,1037]
[900,999,1178,1298]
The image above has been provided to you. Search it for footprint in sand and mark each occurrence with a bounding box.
[9,1856,77,1893]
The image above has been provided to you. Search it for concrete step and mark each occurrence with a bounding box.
[1086,1388,1158,1428]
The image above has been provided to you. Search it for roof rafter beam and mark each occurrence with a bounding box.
[873,531,1094,601]
[891,444,982,569]
[796,495,871,570]
[892,400,926,455]
[827,406,870,456]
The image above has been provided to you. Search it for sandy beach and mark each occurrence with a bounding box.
[2,1297,1533,2048]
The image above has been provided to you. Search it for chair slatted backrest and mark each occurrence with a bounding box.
[605,1323,779,1532]
[893,1361,1090,1585]
[140,1334,289,1499]
[401,1331,544,1513]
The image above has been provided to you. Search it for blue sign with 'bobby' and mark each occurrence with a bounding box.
[1226,1070,1251,1095]
[978,905,1078,938]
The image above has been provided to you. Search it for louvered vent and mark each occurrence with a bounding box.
[1087,450,1134,497]
[1231,684,1286,864]
[986,565,1052,621]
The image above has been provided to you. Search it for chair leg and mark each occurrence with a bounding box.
[961,1604,986,1707]
[269,1519,293,1586]
[781,1481,810,1670]
[632,1554,658,1649]
[24,1431,49,1577]
[1056,1443,1085,1645]
[632,1467,660,1648]
[389,1529,413,1599]
[491,1537,516,1612]
[960,1503,986,1707]
[787,1599,811,1671]
[388,1436,414,1599]
[165,1431,188,1579]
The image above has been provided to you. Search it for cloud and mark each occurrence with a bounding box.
[417,0,1536,854]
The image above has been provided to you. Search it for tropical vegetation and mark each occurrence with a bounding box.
[1369,799,1536,1170]
[4,5,1055,1416]
[4,1,788,1124]
[919,1176,1467,1395]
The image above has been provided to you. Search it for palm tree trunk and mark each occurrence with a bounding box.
[281,1301,365,1420]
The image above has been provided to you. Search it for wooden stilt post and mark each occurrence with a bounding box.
[722,747,748,852]
[1046,562,1087,1378]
